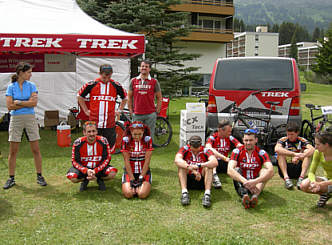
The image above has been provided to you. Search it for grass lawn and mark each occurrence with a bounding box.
[0,82,331,245]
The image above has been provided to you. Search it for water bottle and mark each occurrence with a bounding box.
[248,121,259,134]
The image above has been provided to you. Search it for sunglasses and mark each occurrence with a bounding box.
[131,123,144,128]
[84,121,96,125]
[244,128,257,134]
[101,66,113,73]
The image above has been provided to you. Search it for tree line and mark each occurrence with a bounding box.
[234,18,325,45]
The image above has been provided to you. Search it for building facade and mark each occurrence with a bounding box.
[170,0,234,85]
[226,31,279,58]
[278,42,319,70]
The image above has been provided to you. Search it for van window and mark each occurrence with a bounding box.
[214,59,294,90]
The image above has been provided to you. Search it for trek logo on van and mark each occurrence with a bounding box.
[261,92,289,97]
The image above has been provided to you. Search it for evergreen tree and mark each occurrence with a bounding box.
[312,23,332,81]
[279,22,296,45]
[312,27,321,42]
[289,29,298,62]
[271,24,279,33]
[278,22,311,45]
[77,0,201,95]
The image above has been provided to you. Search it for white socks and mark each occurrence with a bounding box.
[205,189,211,195]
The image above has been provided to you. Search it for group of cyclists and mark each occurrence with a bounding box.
[4,61,332,209]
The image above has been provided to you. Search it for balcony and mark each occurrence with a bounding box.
[170,0,234,15]
[181,27,233,42]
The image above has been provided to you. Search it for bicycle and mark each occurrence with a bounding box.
[300,104,332,145]
[229,102,287,154]
[114,97,173,154]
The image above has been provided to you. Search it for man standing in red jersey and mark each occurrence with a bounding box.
[127,60,162,142]
[78,64,127,152]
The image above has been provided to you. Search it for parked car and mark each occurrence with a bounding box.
[207,57,306,133]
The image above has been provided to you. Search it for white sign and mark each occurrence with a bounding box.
[180,110,206,132]
[321,106,332,115]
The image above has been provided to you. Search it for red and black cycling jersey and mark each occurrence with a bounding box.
[206,132,241,159]
[277,136,310,153]
[230,145,270,180]
[121,135,153,174]
[177,145,214,174]
[71,135,111,174]
[78,78,127,128]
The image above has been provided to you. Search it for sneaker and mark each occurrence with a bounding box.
[79,178,89,192]
[250,194,258,208]
[37,175,47,186]
[97,178,106,191]
[242,194,250,209]
[284,178,293,190]
[202,193,211,208]
[296,177,304,190]
[317,194,330,208]
[212,174,222,189]
[181,192,190,206]
[3,178,15,189]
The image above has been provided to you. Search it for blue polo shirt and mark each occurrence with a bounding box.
[6,81,38,116]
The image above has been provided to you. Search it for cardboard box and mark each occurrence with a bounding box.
[179,128,205,148]
[180,110,206,132]
[186,103,205,113]
[44,110,59,127]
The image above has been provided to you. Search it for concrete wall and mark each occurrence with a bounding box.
[177,41,226,74]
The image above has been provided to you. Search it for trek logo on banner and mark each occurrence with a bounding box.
[0,37,139,50]
[0,37,62,48]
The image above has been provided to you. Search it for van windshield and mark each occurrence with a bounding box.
[214,59,294,90]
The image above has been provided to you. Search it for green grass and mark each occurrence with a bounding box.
[0,83,332,245]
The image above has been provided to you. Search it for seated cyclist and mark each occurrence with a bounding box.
[66,121,117,192]
[121,121,153,199]
[174,136,218,208]
[228,129,274,209]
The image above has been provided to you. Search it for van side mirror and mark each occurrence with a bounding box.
[300,83,307,92]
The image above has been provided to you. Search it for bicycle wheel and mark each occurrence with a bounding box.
[270,124,287,143]
[153,116,173,147]
[300,120,314,145]
[265,124,287,154]
[114,121,125,154]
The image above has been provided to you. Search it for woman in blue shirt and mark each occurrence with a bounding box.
[4,62,47,189]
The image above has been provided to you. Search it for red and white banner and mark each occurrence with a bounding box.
[0,33,145,57]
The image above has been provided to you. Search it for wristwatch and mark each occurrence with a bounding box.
[197,163,202,168]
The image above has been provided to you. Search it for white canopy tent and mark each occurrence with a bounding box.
[0,0,145,124]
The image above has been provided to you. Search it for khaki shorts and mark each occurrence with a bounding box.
[8,114,40,142]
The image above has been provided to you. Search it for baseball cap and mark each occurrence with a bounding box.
[100,64,113,74]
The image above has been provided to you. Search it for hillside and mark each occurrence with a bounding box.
[235,0,332,32]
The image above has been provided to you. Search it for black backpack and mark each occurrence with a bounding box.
[0,113,10,131]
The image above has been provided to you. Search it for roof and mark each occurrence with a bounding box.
[0,0,145,57]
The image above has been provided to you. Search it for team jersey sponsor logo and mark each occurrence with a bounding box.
[73,138,81,146]
[81,156,102,161]
[240,162,260,169]
[233,148,240,154]
[259,150,266,156]
[123,136,129,143]
[144,136,151,143]
[91,95,116,101]
[100,136,108,145]
[135,84,152,90]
